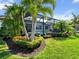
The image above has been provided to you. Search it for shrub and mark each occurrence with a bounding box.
[15,40,29,49]
[52,20,74,37]
[31,36,43,48]
[13,36,43,49]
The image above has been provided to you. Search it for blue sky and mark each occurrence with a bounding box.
[0,0,79,20]
[54,0,79,20]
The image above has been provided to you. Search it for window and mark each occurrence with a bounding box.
[0,20,2,28]
[26,24,32,32]
[45,25,49,29]
[36,25,42,29]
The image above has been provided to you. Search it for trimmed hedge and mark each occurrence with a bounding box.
[52,32,70,37]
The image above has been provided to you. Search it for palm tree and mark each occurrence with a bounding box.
[5,5,16,36]
[5,4,29,38]
[21,0,56,40]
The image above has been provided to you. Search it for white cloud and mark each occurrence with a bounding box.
[72,0,79,3]
[53,9,76,20]
[53,14,73,20]
[0,0,14,10]
[0,0,14,3]
[0,3,12,10]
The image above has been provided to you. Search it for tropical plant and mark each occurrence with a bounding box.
[14,36,43,49]
[21,0,56,40]
[71,14,79,35]
[64,21,74,35]
[53,20,65,32]
[53,20,74,36]
[4,4,29,38]
[72,13,77,35]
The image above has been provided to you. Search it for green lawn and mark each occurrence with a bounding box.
[0,36,79,59]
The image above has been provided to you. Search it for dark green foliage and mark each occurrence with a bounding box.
[1,4,25,37]
[1,17,23,37]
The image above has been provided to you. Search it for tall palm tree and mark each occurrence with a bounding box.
[21,0,56,40]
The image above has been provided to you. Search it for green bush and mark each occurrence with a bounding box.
[15,36,43,49]
[52,20,74,37]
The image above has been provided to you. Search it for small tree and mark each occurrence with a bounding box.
[3,4,29,38]
[53,20,65,32]
[53,20,74,36]
[72,13,77,35]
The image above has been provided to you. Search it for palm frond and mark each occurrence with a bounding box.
[43,0,56,9]
[39,6,53,16]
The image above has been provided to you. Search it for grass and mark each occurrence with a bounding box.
[0,36,79,59]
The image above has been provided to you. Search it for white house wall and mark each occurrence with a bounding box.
[0,20,2,28]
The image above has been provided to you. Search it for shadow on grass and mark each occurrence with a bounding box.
[74,35,79,38]
[0,37,12,59]
[52,35,79,41]
[52,37,68,40]
[0,50,11,59]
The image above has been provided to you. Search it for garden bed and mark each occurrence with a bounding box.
[2,36,45,57]
[16,40,45,57]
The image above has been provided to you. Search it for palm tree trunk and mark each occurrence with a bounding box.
[22,13,29,39]
[30,21,36,40]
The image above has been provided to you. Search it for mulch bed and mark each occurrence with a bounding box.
[3,37,45,57]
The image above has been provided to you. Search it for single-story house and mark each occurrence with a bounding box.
[0,15,59,35]
[1,14,79,35]
[24,14,59,35]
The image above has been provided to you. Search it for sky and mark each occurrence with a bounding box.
[54,0,79,20]
[0,0,79,20]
